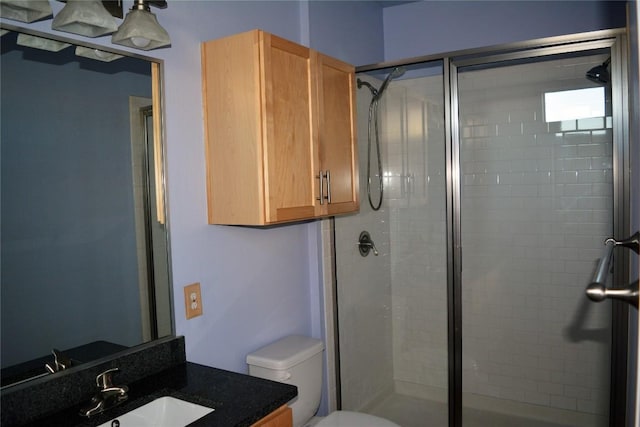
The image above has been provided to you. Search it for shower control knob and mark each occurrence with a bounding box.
[358,231,379,257]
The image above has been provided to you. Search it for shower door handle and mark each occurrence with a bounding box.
[585,231,639,308]
[586,281,638,307]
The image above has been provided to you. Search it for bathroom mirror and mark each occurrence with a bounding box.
[0,25,173,388]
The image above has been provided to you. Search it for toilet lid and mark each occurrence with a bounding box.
[315,411,400,427]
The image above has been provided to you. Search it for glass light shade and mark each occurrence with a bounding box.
[51,0,118,38]
[75,46,123,62]
[112,9,170,51]
[16,33,71,52]
[0,0,52,23]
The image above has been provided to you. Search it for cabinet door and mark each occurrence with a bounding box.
[202,30,265,225]
[250,405,292,427]
[316,53,359,215]
[261,33,321,223]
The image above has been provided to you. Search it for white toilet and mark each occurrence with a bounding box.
[246,335,400,427]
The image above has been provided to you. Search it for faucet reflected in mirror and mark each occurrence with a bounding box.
[0,25,173,388]
[44,349,73,374]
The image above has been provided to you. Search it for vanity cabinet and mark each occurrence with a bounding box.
[251,405,292,427]
[202,29,358,225]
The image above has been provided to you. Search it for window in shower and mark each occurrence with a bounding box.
[544,87,605,122]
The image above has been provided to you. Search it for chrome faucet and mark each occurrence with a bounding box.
[45,348,73,373]
[79,368,129,417]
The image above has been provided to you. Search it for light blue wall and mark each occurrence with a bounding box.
[144,1,309,374]
[156,1,385,376]
[382,0,628,61]
[307,1,384,64]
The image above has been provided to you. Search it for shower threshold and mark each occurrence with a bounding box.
[366,392,605,427]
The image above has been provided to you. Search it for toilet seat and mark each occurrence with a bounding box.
[315,411,400,427]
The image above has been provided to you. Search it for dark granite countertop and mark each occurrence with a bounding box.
[22,362,297,427]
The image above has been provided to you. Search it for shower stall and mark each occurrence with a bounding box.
[328,29,633,427]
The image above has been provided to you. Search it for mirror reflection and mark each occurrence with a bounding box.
[0,27,172,387]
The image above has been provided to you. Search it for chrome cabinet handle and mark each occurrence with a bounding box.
[326,169,332,204]
[316,171,325,205]
[317,170,331,205]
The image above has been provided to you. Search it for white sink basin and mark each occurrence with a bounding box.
[98,396,214,427]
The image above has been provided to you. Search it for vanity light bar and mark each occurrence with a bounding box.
[1,0,171,51]
[0,0,52,23]
[16,33,71,52]
[75,46,124,62]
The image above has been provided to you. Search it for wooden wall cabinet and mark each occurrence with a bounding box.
[202,29,359,225]
[251,405,292,427]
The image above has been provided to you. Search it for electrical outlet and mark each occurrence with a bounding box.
[184,282,203,319]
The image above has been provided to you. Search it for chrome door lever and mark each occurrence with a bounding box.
[586,281,638,308]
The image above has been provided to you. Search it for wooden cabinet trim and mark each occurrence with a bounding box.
[250,405,292,427]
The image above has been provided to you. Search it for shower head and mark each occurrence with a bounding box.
[357,67,407,99]
[374,67,406,101]
[357,79,379,97]
[586,58,610,84]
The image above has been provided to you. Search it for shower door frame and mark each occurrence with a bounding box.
[446,29,631,427]
[342,27,633,427]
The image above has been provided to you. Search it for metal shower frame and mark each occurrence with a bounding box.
[344,27,632,427]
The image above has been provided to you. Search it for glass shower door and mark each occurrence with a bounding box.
[457,52,615,427]
[336,61,449,427]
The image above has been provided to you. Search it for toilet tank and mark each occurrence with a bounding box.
[246,335,325,427]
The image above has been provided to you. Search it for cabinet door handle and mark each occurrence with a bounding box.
[326,170,331,204]
[316,171,325,205]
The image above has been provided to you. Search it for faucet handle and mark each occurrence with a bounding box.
[45,348,73,373]
[96,368,120,390]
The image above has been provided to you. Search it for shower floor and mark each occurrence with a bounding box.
[367,393,577,427]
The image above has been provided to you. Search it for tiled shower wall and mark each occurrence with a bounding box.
[457,56,611,420]
[334,75,394,412]
[381,77,449,399]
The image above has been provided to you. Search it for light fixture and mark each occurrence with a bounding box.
[51,0,118,37]
[75,46,124,62]
[0,0,52,23]
[76,46,124,62]
[16,33,71,52]
[112,0,170,51]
